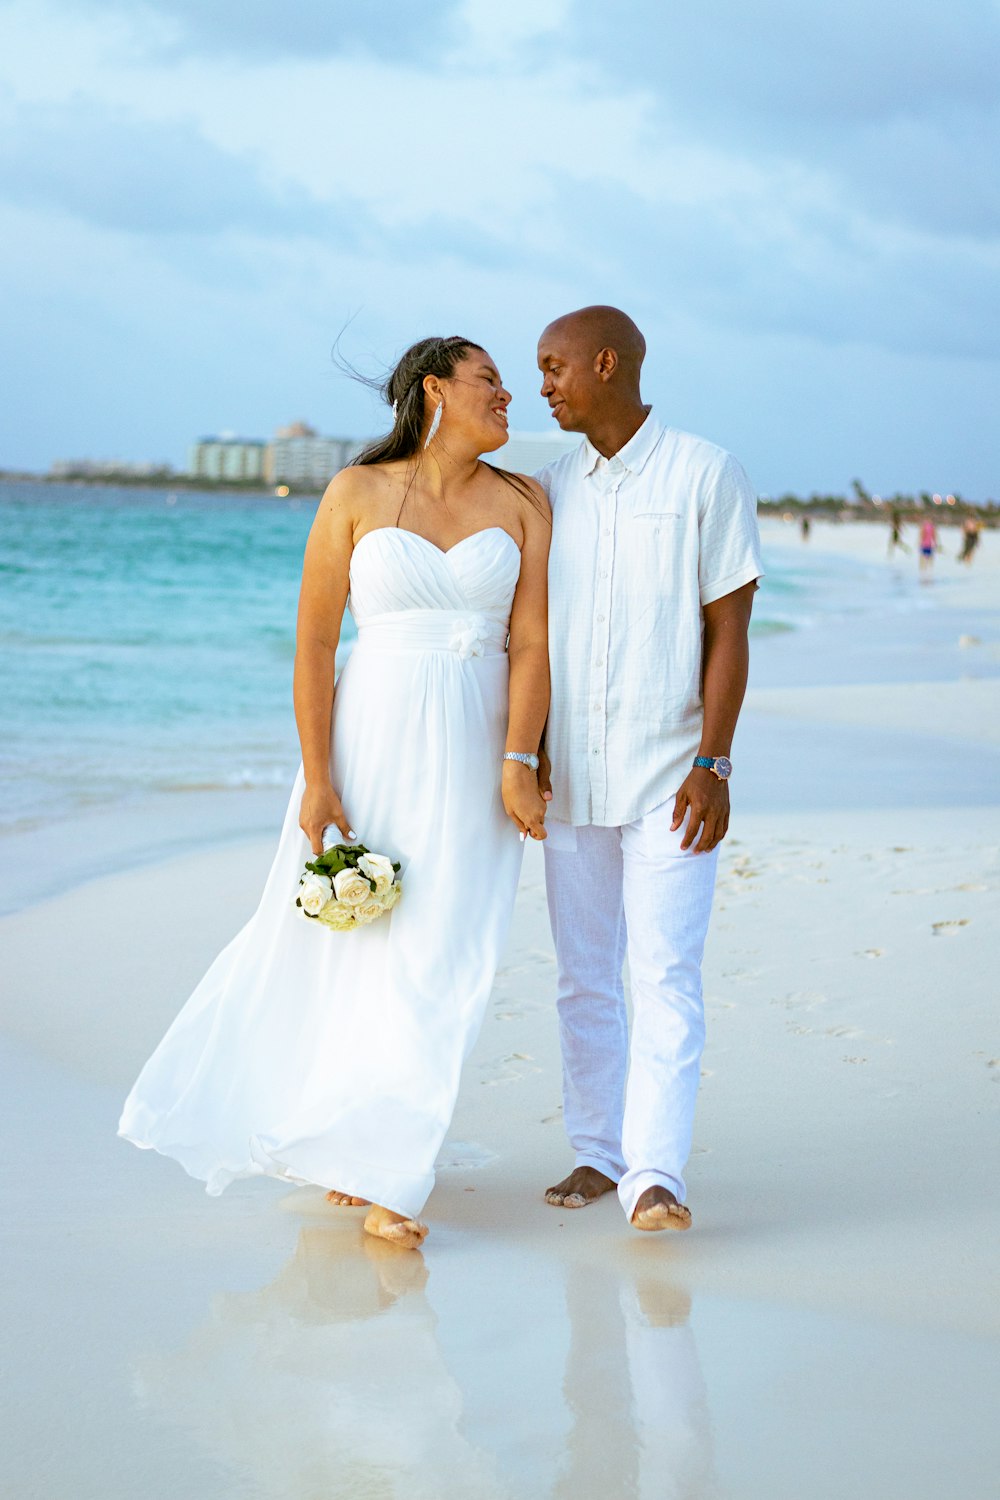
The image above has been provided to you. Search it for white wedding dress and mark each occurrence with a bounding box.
[119,526,524,1219]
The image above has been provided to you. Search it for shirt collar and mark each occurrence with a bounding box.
[582,407,664,478]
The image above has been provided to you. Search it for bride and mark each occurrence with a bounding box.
[119,335,551,1248]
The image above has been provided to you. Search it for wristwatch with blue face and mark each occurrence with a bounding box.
[693,755,732,781]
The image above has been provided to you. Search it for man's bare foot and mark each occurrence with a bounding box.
[363,1203,428,1250]
[325,1190,371,1207]
[630,1185,692,1232]
[544,1165,617,1209]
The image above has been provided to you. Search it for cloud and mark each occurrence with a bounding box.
[0,0,997,492]
[59,0,460,61]
[0,93,342,235]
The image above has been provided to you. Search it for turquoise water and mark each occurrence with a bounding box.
[0,483,900,832]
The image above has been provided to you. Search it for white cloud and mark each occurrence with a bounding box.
[0,0,998,493]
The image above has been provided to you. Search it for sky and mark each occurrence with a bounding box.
[1,0,998,497]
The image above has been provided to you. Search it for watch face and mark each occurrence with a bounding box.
[714,756,733,780]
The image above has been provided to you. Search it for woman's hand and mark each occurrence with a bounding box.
[299,780,356,855]
[502,763,548,841]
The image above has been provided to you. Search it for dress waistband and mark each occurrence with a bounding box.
[354,608,509,659]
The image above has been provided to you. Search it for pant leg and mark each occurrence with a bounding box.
[618,803,719,1219]
[544,824,628,1181]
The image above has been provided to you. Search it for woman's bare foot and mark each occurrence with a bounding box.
[325,1190,371,1207]
[363,1203,428,1250]
[544,1165,617,1208]
[630,1185,692,1232]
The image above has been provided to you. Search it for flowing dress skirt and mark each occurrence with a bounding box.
[119,530,524,1219]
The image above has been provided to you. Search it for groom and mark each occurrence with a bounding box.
[533,306,761,1232]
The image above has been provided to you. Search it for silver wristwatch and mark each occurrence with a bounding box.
[503,751,540,771]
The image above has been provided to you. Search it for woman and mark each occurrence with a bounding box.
[120,336,551,1248]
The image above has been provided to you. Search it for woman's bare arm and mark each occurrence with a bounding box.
[293,470,363,852]
[502,480,551,839]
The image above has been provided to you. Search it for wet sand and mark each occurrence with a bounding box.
[2,519,999,1497]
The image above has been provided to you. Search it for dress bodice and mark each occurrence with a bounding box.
[348,526,521,625]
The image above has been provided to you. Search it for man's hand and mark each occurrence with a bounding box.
[537,748,553,804]
[671,768,729,853]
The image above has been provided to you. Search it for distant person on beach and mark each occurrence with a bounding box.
[958,516,981,565]
[120,335,551,1250]
[888,509,910,556]
[800,515,811,542]
[919,516,938,574]
[534,306,762,1233]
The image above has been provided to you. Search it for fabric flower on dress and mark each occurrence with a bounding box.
[450,616,487,659]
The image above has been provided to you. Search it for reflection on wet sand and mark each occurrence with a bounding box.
[133,1219,717,1499]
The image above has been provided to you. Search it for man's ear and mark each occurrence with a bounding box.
[595,346,618,381]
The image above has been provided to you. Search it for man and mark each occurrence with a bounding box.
[533,306,761,1232]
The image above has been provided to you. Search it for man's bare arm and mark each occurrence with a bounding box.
[671,580,757,853]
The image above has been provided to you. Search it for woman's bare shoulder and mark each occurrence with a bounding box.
[317,462,407,525]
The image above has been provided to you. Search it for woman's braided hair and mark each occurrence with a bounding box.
[351,336,480,468]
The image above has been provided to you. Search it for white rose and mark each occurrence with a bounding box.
[379,882,402,912]
[333,869,371,907]
[297,872,333,916]
[355,897,385,924]
[358,853,396,894]
[316,899,356,931]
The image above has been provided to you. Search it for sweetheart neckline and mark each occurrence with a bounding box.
[352,525,519,561]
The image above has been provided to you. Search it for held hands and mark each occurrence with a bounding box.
[503,761,548,841]
[537,748,554,806]
[299,780,356,856]
[671,767,730,853]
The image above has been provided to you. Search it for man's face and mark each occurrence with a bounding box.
[537,325,601,433]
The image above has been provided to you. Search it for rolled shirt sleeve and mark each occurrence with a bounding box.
[698,453,763,607]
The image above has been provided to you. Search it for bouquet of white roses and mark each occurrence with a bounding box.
[295,839,402,932]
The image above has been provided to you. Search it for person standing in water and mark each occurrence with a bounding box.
[919,515,939,575]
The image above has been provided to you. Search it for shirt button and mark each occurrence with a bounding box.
[603,528,611,536]
[597,613,606,622]
[592,748,599,756]
[600,570,609,578]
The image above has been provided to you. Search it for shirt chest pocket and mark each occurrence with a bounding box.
[622,511,684,588]
[630,511,680,533]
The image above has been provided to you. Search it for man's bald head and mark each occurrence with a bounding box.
[541,306,646,382]
[538,306,648,441]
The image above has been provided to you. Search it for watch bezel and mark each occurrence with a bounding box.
[712,755,733,780]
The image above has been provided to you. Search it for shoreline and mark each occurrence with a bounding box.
[3,519,998,916]
[3,515,999,1496]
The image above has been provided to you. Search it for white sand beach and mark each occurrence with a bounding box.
[2,518,999,1498]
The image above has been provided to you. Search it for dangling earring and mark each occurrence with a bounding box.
[424,400,442,449]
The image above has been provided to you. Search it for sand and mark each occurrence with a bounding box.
[2,519,998,1498]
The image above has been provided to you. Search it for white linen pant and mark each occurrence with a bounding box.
[543,801,719,1220]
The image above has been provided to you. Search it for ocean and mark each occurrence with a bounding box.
[0,481,926,835]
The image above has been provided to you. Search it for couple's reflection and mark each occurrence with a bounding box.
[134,1211,718,1499]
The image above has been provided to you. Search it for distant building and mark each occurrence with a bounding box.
[490,430,579,475]
[50,458,176,480]
[188,436,266,483]
[265,422,361,488]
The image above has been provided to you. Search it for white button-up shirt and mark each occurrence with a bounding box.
[535,410,762,827]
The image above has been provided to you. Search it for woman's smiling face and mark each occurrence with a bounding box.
[431,347,511,454]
